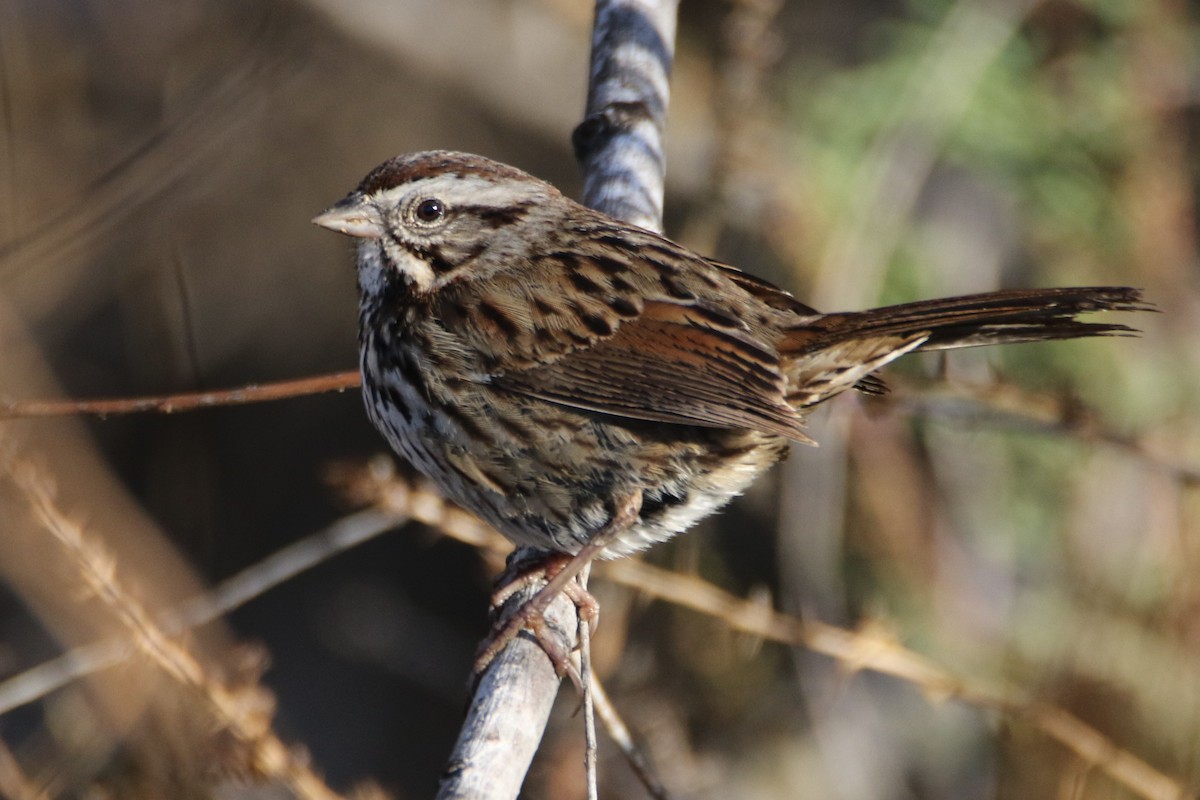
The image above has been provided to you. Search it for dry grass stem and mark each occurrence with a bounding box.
[587,673,672,800]
[0,437,346,800]
[0,507,403,717]
[0,738,48,800]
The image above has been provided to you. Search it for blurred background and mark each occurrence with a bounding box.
[0,0,1197,798]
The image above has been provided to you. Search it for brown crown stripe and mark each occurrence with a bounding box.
[358,151,534,196]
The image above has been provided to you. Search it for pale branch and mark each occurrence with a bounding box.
[438,3,681,800]
[574,0,679,234]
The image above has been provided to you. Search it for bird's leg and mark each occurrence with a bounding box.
[474,492,643,682]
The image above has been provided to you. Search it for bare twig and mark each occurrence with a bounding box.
[358,468,1188,800]
[893,379,1200,486]
[588,673,671,800]
[0,506,402,717]
[6,458,1183,800]
[0,439,345,800]
[579,567,600,800]
[0,371,359,419]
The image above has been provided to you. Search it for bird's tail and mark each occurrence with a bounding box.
[780,286,1148,408]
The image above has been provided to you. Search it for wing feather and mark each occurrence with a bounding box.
[489,299,814,443]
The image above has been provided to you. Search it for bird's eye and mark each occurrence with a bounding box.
[415,198,445,223]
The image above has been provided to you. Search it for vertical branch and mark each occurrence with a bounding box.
[437,2,679,799]
[574,0,679,232]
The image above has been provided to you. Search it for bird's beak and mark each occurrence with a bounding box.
[312,194,385,239]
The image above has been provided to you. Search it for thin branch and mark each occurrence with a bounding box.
[4,461,1185,800]
[0,507,402,717]
[588,674,671,800]
[598,560,1190,800]
[357,468,1188,800]
[892,378,1200,486]
[580,566,599,800]
[0,371,359,419]
[0,438,345,800]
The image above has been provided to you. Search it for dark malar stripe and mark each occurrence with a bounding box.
[392,233,458,275]
[425,244,457,274]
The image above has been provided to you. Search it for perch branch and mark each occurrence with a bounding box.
[437,3,679,798]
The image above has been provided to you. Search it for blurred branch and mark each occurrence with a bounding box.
[589,674,670,800]
[0,436,345,800]
[894,378,1200,486]
[598,561,1189,800]
[0,20,291,286]
[438,3,679,799]
[0,371,359,418]
[0,738,47,800]
[356,467,1187,800]
[4,457,1186,800]
[0,505,402,717]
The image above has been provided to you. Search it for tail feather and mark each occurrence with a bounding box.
[782,286,1148,407]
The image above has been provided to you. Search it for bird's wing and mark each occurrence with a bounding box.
[489,298,815,442]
